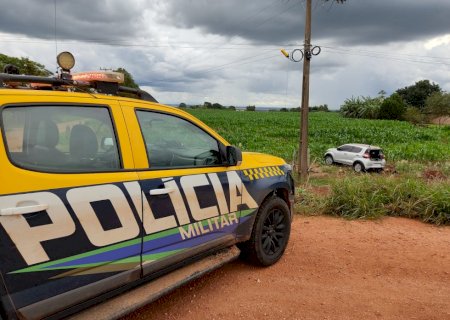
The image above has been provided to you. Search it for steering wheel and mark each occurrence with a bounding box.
[194,150,218,166]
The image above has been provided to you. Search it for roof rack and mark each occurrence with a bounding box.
[0,73,158,103]
[0,73,68,87]
[117,85,157,102]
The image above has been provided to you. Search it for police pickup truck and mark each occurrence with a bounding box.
[0,52,294,320]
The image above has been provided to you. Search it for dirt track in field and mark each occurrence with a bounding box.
[122,216,450,320]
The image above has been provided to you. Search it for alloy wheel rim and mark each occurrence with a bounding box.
[261,208,286,256]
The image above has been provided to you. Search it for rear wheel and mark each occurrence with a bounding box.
[353,162,365,173]
[324,155,334,165]
[239,197,291,266]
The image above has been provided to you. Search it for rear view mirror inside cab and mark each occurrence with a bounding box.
[101,137,114,150]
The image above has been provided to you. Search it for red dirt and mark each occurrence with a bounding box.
[423,168,447,181]
[431,116,450,126]
[122,216,450,320]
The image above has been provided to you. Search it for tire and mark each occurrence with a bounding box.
[239,197,291,266]
[324,155,334,165]
[353,162,365,173]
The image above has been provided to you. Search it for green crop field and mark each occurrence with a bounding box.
[187,110,450,162]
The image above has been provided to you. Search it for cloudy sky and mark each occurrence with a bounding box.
[1,0,449,109]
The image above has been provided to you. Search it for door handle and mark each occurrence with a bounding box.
[149,187,175,196]
[0,204,49,216]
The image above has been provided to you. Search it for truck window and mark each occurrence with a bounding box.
[136,110,222,168]
[1,105,121,172]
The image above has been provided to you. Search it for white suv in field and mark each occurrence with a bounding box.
[324,144,385,172]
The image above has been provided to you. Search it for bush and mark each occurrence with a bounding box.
[310,104,329,112]
[340,96,382,119]
[396,80,441,111]
[323,175,450,225]
[425,92,450,121]
[403,107,426,125]
[379,93,407,120]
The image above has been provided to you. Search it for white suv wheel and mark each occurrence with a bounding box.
[325,155,333,165]
[353,162,364,173]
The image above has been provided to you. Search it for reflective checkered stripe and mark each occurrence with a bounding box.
[242,166,284,181]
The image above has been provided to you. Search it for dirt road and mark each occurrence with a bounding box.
[123,216,450,320]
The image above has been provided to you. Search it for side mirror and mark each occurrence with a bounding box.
[337,147,342,151]
[226,145,242,166]
[101,137,114,150]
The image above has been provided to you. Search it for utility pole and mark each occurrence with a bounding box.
[281,0,344,182]
[299,0,312,183]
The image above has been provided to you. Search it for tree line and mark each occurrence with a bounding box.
[340,80,450,124]
[279,104,329,112]
[179,102,330,112]
[179,102,238,110]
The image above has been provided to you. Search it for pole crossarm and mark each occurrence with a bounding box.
[280,46,321,62]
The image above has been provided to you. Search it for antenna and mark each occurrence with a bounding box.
[54,0,58,74]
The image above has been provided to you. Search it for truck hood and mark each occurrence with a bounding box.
[241,152,286,167]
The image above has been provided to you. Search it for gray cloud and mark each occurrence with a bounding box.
[121,53,218,93]
[0,0,448,109]
[0,0,145,41]
[162,0,450,45]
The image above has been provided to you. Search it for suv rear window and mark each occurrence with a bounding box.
[368,149,383,160]
[1,105,121,172]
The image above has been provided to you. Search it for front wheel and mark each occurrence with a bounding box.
[239,197,291,266]
[324,155,334,165]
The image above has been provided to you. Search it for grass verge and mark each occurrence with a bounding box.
[324,175,449,225]
[295,164,450,226]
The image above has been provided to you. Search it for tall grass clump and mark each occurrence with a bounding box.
[295,187,326,216]
[324,175,450,225]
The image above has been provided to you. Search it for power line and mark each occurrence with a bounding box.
[321,46,450,66]
[318,44,450,61]
[180,0,289,64]
[6,35,449,63]
[251,0,302,32]
[146,1,302,84]
[200,52,279,74]
[0,36,299,50]
[4,35,449,62]
[139,53,279,85]
[190,51,274,74]
[231,0,283,31]
[158,45,450,86]
[181,0,303,74]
